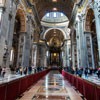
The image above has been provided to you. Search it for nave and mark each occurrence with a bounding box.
[0,0,100,100]
[0,69,100,100]
[16,70,82,100]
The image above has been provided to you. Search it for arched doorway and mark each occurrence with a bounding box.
[10,8,26,69]
[44,29,65,67]
[85,8,99,68]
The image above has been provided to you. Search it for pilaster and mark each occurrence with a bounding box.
[75,14,87,68]
[93,0,100,65]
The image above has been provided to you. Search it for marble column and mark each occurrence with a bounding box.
[75,17,87,68]
[75,21,80,68]
[46,50,49,66]
[66,40,71,67]
[43,47,47,67]
[21,15,32,67]
[0,1,16,68]
[65,41,68,67]
[72,43,77,68]
[79,19,87,68]
[93,1,100,65]
[84,32,94,68]
[0,8,6,66]
[32,44,37,67]
[63,45,67,67]
[71,29,77,69]
[17,32,26,67]
[64,44,67,67]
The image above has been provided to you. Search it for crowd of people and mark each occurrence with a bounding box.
[0,66,33,78]
[0,65,47,79]
[1,65,100,79]
[64,67,100,78]
[15,66,33,75]
[14,66,45,75]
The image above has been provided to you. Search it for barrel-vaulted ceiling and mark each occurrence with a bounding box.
[28,0,75,20]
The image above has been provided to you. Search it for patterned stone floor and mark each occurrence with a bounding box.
[0,70,100,86]
[16,70,82,100]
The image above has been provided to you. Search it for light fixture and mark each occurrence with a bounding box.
[47,42,49,45]
[53,8,57,11]
[52,0,57,2]
[54,53,57,56]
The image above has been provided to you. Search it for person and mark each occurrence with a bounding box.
[78,68,83,77]
[23,67,27,75]
[71,67,75,74]
[75,67,78,76]
[28,66,32,74]
[0,66,2,76]
[84,68,88,78]
[2,67,6,78]
[37,66,40,72]
[19,67,23,75]
[16,67,20,74]
[89,67,93,75]
[97,68,100,78]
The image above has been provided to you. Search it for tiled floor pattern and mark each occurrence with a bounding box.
[16,71,82,100]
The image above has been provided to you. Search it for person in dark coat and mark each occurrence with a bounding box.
[0,66,2,76]
[84,68,88,78]
[97,68,100,78]
[78,68,83,77]
[28,66,32,74]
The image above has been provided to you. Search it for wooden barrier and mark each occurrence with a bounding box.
[95,86,100,100]
[83,80,95,100]
[77,77,84,95]
[19,77,28,94]
[0,84,6,100]
[0,69,50,100]
[62,70,100,100]
[6,79,20,100]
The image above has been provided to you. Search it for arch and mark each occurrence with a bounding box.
[85,7,99,68]
[15,8,26,32]
[10,7,26,68]
[85,8,95,32]
[43,28,67,40]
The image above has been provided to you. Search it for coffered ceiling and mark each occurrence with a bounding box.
[28,0,75,20]
[45,29,64,48]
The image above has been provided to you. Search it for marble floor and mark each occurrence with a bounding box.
[0,74,26,84]
[0,70,100,86]
[16,71,82,100]
[82,74,100,85]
